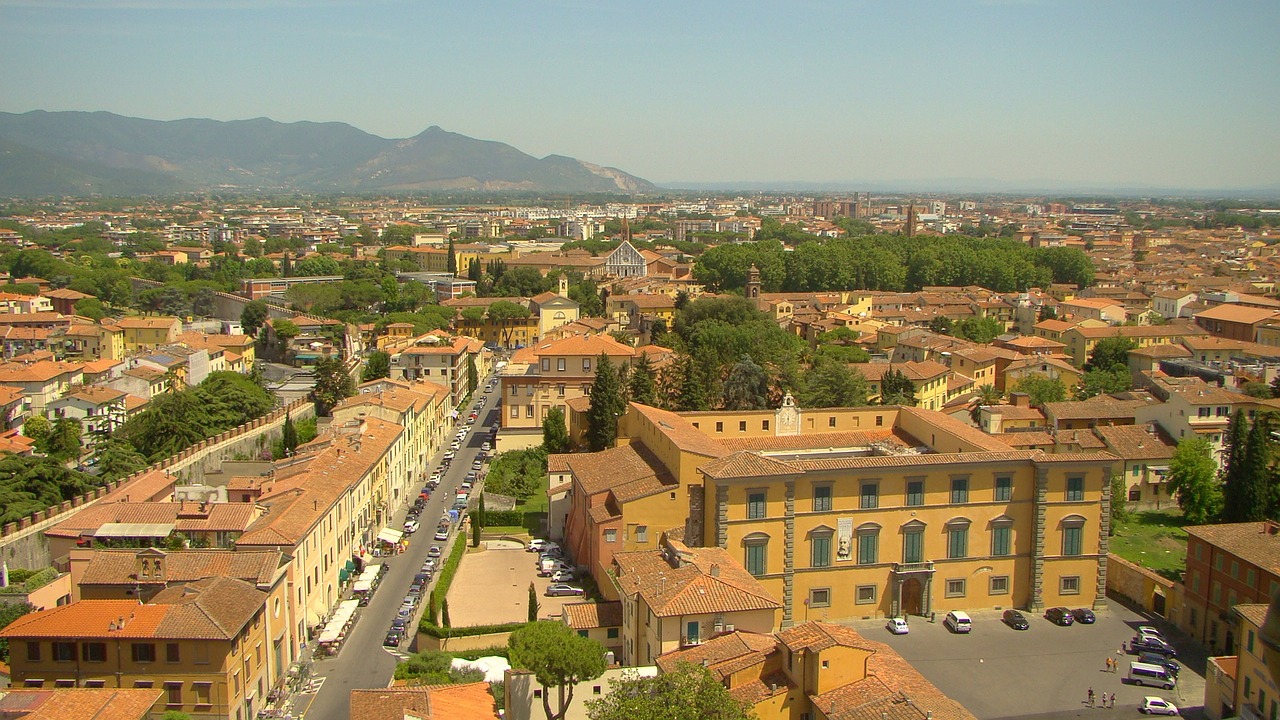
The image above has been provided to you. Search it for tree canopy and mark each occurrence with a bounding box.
[1012,374,1067,406]
[1167,436,1222,525]
[585,354,625,452]
[509,621,607,720]
[586,662,753,720]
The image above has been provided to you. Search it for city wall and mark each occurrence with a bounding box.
[0,399,314,570]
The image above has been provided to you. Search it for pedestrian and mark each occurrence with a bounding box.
[1109,693,1116,709]
[1087,687,1094,707]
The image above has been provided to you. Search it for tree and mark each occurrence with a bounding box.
[879,368,917,406]
[627,353,658,407]
[310,356,355,416]
[0,601,34,662]
[1226,413,1272,523]
[41,418,82,461]
[928,316,954,335]
[672,353,710,411]
[441,597,451,628]
[722,355,771,410]
[528,582,540,623]
[428,590,439,626]
[970,384,1005,424]
[468,355,478,395]
[1167,436,1222,525]
[1085,336,1137,372]
[161,711,193,720]
[1243,381,1274,399]
[22,415,50,445]
[1076,367,1131,400]
[1012,374,1067,406]
[241,300,269,335]
[585,354,625,452]
[74,297,107,321]
[542,407,570,454]
[472,514,482,547]
[93,438,147,480]
[362,351,391,382]
[281,413,299,457]
[447,238,458,275]
[799,358,868,408]
[508,621,607,720]
[954,316,1004,344]
[585,661,753,720]
[1110,474,1130,527]
[1221,409,1250,522]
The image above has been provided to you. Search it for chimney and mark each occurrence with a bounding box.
[709,564,720,577]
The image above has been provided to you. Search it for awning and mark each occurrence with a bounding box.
[376,528,403,544]
[338,568,350,583]
[344,559,356,573]
[352,580,373,593]
[93,522,176,538]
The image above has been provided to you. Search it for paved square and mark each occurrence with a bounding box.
[446,543,584,626]
[844,603,1207,719]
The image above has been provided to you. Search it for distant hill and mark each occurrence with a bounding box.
[0,111,654,196]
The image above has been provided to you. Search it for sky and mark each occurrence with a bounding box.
[1,0,1278,191]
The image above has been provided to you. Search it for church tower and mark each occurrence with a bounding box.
[745,264,761,300]
[905,202,919,238]
[557,274,569,298]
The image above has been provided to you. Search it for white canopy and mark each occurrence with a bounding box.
[377,528,403,544]
[352,580,373,593]
[318,599,360,644]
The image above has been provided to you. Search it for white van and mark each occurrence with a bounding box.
[943,610,972,633]
[1128,661,1175,690]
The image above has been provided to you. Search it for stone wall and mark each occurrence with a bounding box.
[0,399,315,570]
[1105,552,1181,618]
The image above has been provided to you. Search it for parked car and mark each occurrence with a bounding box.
[528,539,556,553]
[1071,608,1096,624]
[540,561,574,578]
[885,617,909,635]
[1137,652,1181,678]
[943,610,972,634]
[414,573,430,586]
[1138,696,1179,715]
[549,569,576,583]
[545,584,585,597]
[384,628,404,646]
[396,607,413,621]
[434,527,449,541]
[481,441,491,452]
[428,546,442,558]
[1131,635,1177,658]
[403,520,420,534]
[1002,609,1029,630]
[408,583,423,597]
[1045,607,1074,626]
[1137,625,1166,640]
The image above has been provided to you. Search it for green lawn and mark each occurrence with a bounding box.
[1110,508,1188,582]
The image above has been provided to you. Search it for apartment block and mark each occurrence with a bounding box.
[1179,521,1280,656]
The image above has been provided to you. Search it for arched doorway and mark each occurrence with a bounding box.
[902,578,923,616]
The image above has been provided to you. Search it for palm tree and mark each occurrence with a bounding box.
[969,384,1004,424]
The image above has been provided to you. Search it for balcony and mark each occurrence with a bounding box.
[681,635,703,647]
[892,561,935,575]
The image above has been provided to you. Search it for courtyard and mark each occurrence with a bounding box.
[445,541,587,627]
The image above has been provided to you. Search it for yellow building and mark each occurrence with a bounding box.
[1,577,284,720]
[116,317,182,353]
[655,621,976,720]
[859,361,951,411]
[383,244,490,276]
[565,397,1114,629]
[611,538,781,666]
[1060,322,1208,367]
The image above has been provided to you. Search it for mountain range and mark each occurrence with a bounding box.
[0,111,653,197]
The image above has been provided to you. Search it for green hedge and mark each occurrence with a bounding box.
[471,509,527,528]
[0,568,57,595]
[419,621,527,639]
[451,646,510,661]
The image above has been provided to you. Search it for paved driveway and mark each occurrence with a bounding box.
[847,603,1207,720]
[447,543,585,626]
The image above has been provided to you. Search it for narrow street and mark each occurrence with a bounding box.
[297,380,500,720]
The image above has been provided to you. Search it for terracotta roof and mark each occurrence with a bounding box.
[699,451,803,480]
[561,601,622,630]
[629,403,727,459]
[1194,304,1280,324]
[530,333,634,358]
[777,621,876,653]
[613,542,780,618]
[567,442,674,496]
[654,630,779,678]
[46,501,258,539]
[0,361,82,383]
[1093,424,1175,460]
[717,429,899,452]
[1235,603,1269,627]
[350,683,499,720]
[993,431,1054,448]
[984,404,1045,421]
[1185,521,1280,575]
[0,576,265,641]
[1069,322,1206,339]
[78,549,282,588]
[1043,396,1144,421]
[115,316,180,330]
[0,688,163,720]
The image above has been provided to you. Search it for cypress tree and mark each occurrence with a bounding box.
[281,413,299,456]
[447,238,458,275]
[441,597,451,628]
[428,590,438,626]
[1236,414,1271,522]
[528,582,539,622]
[628,352,658,406]
[585,353,624,451]
[675,353,709,411]
[1222,410,1251,522]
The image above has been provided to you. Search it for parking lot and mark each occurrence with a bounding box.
[847,603,1208,719]
[445,542,585,627]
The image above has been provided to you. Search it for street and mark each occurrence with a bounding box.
[298,380,500,720]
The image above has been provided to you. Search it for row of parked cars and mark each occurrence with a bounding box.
[384,545,445,646]
[527,540,585,597]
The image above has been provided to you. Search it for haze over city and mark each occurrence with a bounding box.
[2,0,1278,192]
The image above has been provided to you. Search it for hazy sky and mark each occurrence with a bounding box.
[2,0,1277,190]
